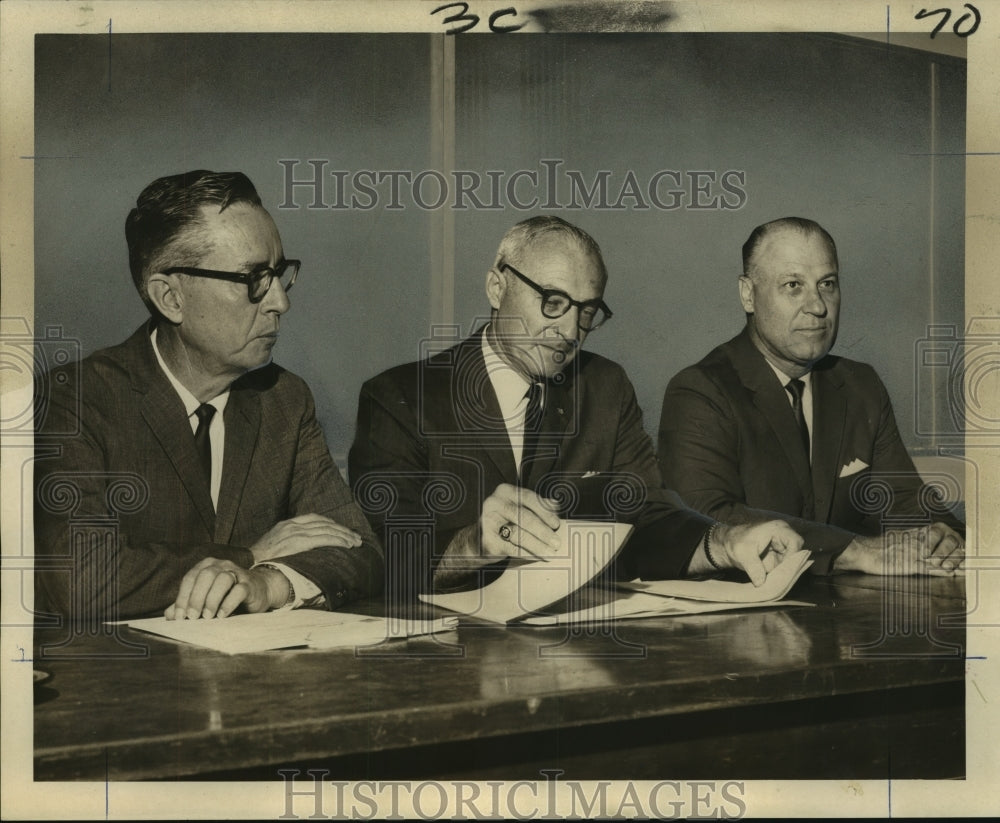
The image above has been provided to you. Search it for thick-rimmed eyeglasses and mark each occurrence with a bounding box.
[499,262,612,331]
[164,259,300,304]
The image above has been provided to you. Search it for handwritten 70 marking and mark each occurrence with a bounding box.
[915,4,981,38]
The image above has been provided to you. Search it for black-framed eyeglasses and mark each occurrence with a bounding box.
[164,259,300,304]
[499,262,612,331]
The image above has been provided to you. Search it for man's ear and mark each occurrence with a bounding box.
[486,267,506,311]
[146,273,185,324]
[738,275,755,314]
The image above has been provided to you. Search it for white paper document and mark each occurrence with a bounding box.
[522,550,815,626]
[424,528,814,626]
[620,549,814,603]
[521,591,815,626]
[420,520,633,624]
[116,609,458,654]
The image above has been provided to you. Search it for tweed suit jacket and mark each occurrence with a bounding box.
[349,330,712,593]
[34,322,383,620]
[657,328,963,573]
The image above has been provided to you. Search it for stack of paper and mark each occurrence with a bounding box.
[421,515,814,626]
[622,549,813,602]
[420,520,633,624]
[116,610,457,654]
[422,518,813,626]
[523,550,814,625]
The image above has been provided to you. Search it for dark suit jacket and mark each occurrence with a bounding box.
[34,322,383,620]
[658,328,963,573]
[349,330,712,593]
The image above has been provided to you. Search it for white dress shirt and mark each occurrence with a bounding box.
[150,327,229,507]
[481,328,544,474]
[150,328,318,609]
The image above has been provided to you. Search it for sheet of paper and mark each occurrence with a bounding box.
[116,609,458,654]
[521,591,815,626]
[420,520,633,624]
[620,549,814,603]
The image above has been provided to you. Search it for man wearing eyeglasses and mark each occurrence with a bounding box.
[34,170,382,621]
[349,215,801,596]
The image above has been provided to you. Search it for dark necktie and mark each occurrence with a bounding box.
[785,379,810,461]
[519,381,544,484]
[193,403,216,487]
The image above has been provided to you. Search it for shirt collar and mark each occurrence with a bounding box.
[150,327,230,417]
[481,326,537,420]
[762,357,811,391]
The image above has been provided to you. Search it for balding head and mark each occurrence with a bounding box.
[493,215,608,288]
[743,217,838,280]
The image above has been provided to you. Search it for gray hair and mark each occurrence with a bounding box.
[493,215,607,282]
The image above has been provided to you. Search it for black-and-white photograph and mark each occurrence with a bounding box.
[2,1,997,819]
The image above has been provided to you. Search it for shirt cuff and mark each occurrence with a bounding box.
[252,562,324,610]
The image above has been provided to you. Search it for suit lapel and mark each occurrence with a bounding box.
[129,325,217,536]
[730,331,813,497]
[809,363,846,523]
[752,382,814,495]
[214,384,261,543]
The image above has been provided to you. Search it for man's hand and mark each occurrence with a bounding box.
[164,559,289,620]
[479,483,562,560]
[710,520,805,586]
[249,513,363,563]
[835,522,964,576]
[926,522,965,571]
[435,485,561,587]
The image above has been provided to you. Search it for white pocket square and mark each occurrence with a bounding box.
[582,470,601,479]
[839,458,869,478]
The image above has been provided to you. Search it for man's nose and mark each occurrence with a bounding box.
[803,286,828,315]
[262,278,291,314]
[554,305,584,340]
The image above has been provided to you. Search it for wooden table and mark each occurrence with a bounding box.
[33,573,966,781]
